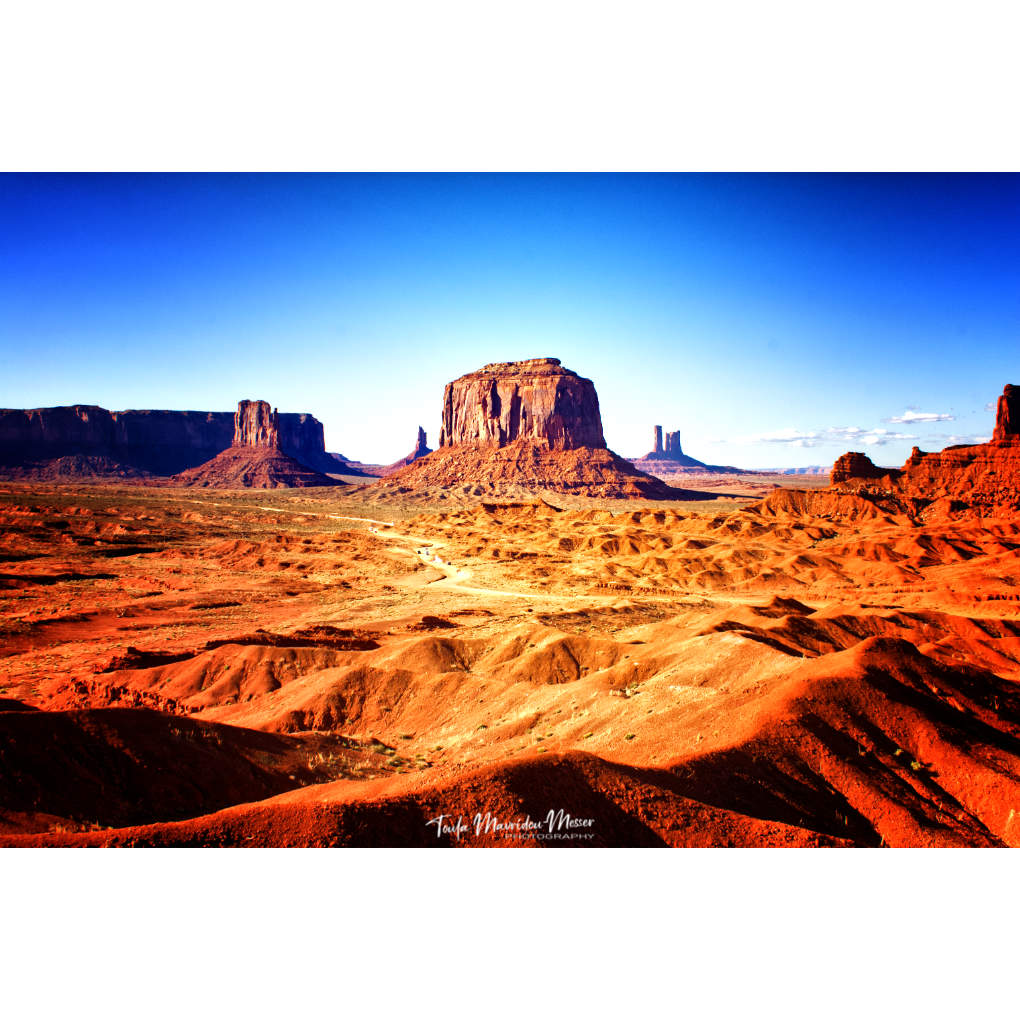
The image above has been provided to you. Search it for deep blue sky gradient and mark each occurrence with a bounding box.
[1,173,1017,466]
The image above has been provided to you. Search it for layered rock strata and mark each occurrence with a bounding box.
[234,400,280,448]
[384,358,675,499]
[438,358,606,451]
[0,403,336,477]
[830,452,891,485]
[171,400,341,489]
[829,385,1020,513]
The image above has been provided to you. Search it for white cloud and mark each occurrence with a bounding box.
[746,427,822,447]
[741,425,917,448]
[885,410,955,424]
[944,434,991,446]
[833,427,918,447]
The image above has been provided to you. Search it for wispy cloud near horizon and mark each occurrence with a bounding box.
[885,410,955,424]
[925,433,992,446]
[738,425,918,448]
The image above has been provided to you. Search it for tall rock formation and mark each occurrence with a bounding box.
[171,399,341,489]
[993,384,1020,442]
[382,426,433,475]
[438,358,606,451]
[380,358,676,499]
[233,400,279,448]
[411,426,430,459]
[632,426,743,475]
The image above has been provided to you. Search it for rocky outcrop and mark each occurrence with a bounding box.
[0,403,337,478]
[633,426,743,475]
[382,426,434,476]
[372,443,678,500]
[992,384,1020,442]
[639,426,692,462]
[233,400,280,448]
[889,443,1020,511]
[830,452,893,485]
[380,358,678,500]
[412,426,430,459]
[829,386,1020,514]
[438,358,606,451]
[170,398,341,489]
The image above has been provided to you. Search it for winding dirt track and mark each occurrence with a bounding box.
[255,497,607,602]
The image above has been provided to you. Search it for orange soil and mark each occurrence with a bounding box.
[171,446,342,488]
[1,482,1018,847]
[375,442,678,499]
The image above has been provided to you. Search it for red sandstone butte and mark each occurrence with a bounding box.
[383,358,676,499]
[437,358,606,450]
[171,399,341,489]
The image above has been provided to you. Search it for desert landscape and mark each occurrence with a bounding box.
[2,358,1018,847]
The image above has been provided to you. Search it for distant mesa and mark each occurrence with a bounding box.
[830,451,888,486]
[650,426,685,459]
[171,400,342,489]
[326,453,387,478]
[827,384,1020,514]
[631,425,745,476]
[380,358,677,499]
[0,401,341,481]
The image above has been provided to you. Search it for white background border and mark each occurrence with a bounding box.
[2,1,1017,1012]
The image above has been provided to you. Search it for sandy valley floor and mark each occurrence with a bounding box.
[1,478,1018,847]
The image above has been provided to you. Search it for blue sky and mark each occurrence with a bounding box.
[1,173,1017,467]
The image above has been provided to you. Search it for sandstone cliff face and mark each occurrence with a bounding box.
[890,443,1020,510]
[111,411,234,472]
[0,405,117,457]
[175,400,340,489]
[830,452,892,485]
[233,400,280,448]
[993,384,1020,442]
[277,413,332,472]
[0,403,334,477]
[381,358,677,499]
[829,387,1020,513]
[438,358,606,451]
